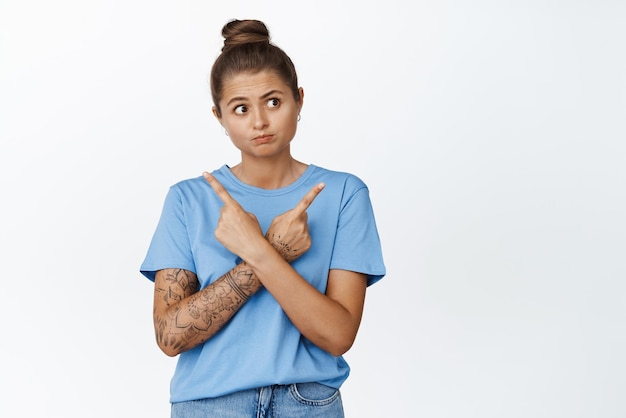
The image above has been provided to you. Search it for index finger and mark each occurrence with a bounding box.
[203,171,239,206]
[292,183,325,215]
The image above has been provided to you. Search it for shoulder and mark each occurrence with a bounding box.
[169,165,233,196]
[170,176,207,193]
[309,165,368,192]
[164,176,208,205]
[164,170,226,211]
[168,165,229,191]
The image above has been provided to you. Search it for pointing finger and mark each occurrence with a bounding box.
[292,183,325,216]
[203,172,239,206]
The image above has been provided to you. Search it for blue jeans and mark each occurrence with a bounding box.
[171,382,344,417]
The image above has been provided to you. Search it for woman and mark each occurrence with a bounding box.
[140,19,386,417]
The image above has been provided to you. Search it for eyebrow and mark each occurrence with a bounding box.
[225,89,285,107]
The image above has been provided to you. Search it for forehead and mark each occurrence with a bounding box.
[220,71,291,102]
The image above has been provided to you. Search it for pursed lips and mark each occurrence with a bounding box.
[253,134,274,143]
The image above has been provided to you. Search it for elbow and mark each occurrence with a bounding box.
[328,343,353,357]
[324,335,357,357]
[327,348,348,357]
[315,322,361,356]
[157,342,179,358]
[160,346,180,358]
[155,336,183,357]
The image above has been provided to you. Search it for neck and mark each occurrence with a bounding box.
[231,156,307,189]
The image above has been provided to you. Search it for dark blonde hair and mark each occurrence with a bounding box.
[210,19,300,117]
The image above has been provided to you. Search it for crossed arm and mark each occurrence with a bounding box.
[153,263,261,356]
[153,173,367,357]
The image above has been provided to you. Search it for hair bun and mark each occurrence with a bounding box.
[222,19,270,51]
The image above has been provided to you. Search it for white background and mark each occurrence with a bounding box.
[1,1,625,417]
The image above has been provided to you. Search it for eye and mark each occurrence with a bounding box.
[234,105,247,115]
[267,98,280,108]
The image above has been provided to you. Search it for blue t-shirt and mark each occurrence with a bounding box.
[140,164,386,403]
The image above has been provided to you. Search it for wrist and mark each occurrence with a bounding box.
[243,238,283,271]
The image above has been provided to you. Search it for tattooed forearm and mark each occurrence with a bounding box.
[223,265,256,301]
[161,269,198,304]
[153,264,262,356]
[266,232,299,262]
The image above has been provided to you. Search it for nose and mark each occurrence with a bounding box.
[252,107,269,130]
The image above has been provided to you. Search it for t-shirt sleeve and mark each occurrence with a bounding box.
[329,182,386,286]
[140,186,196,282]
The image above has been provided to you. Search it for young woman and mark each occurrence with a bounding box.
[140,19,386,417]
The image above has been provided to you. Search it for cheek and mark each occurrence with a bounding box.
[223,119,244,136]
[279,113,298,133]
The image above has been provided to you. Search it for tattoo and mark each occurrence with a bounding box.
[154,265,260,353]
[267,232,298,262]
[224,270,251,302]
[163,269,198,304]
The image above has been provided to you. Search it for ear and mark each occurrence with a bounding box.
[297,87,304,111]
[212,106,222,122]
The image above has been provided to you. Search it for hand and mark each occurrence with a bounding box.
[203,172,265,260]
[265,182,325,262]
